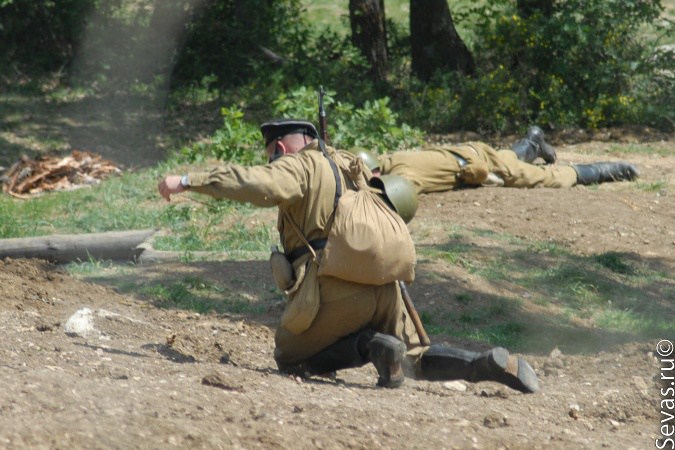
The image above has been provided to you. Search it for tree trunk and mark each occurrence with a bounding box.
[410,0,475,82]
[349,0,388,82]
[0,229,158,263]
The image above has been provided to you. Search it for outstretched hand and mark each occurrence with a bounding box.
[158,175,186,201]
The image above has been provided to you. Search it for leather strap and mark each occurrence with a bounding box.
[319,139,342,209]
[281,140,343,263]
[286,238,328,263]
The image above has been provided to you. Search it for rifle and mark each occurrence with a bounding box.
[316,86,431,347]
[399,281,431,346]
[318,86,329,143]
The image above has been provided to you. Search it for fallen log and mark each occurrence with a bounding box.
[0,229,158,263]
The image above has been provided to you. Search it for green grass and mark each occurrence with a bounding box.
[0,169,163,237]
[423,296,526,349]
[605,143,674,158]
[418,226,675,352]
[634,180,668,193]
[71,262,275,316]
[134,274,269,315]
[0,159,278,254]
[141,275,270,315]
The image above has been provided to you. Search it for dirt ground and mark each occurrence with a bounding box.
[1,112,674,448]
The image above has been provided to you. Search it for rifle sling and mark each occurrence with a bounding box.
[282,139,343,263]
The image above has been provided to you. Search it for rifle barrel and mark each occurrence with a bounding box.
[318,86,328,142]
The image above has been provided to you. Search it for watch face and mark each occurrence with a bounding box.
[181,175,189,187]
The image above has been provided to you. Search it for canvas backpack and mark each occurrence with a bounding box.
[285,141,416,285]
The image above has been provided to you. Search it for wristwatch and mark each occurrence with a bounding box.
[180,175,189,187]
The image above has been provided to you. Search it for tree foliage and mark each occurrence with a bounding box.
[0,0,672,134]
[0,0,91,78]
[462,0,673,130]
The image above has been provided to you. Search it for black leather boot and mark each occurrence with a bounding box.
[277,330,406,388]
[511,139,538,163]
[510,125,557,164]
[366,332,407,388]
[573,162,639,185]
[419,345,539,393]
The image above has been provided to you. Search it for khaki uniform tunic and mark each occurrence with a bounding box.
[379,142,578,194]
[185,140,424,367]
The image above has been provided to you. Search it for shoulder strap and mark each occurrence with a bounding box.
[318,139,342,210]
[280,140,344,261]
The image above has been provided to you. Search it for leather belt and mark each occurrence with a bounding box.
[286,238,328,263]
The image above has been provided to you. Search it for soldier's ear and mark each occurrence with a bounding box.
[277,140,293,156]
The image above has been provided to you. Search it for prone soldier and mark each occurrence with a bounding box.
[351,126,639,194]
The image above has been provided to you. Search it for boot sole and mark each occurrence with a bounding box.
[488,347,540,394]
[369,335,406,389]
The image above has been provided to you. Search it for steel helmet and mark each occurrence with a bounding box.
[347,147,381,172]
[369,174,418,223]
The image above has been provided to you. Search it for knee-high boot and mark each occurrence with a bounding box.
[419,345,540,393]
[510,126,557,164]
[573,162,639,185]
[277,329,407,388]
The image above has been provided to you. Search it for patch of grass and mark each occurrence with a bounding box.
[455,292,474,304]
[594,308,673,336]
[0,159,279,254]
[605,143,673,158]
[138,275,267,316]
[416,238,475,269]
[423,296,524,348]
[634,180,667,193]
[594,252,636,275]
[526,240,568,256]
[427,319,526,349]
[65,258,133,276]
[420,230,675,351]
[0,169,164,238]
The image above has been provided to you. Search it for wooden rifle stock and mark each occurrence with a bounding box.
[398,281,431,346]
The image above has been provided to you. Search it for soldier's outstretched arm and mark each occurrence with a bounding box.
[158,175,187,201]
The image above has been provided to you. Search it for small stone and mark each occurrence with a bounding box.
[201,373,243,392]
[443,381,467,392]
[483,411,509,429]
[631,376,648,391]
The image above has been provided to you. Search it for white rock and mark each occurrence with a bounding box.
[63,307,96,337]
[443,381,468,392]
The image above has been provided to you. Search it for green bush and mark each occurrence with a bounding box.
[172,0,304,87]
[459,0,673,131]
[180,106,264,165]
[270,86,424,154]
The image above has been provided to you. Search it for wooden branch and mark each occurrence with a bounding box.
[0,229,158,263]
